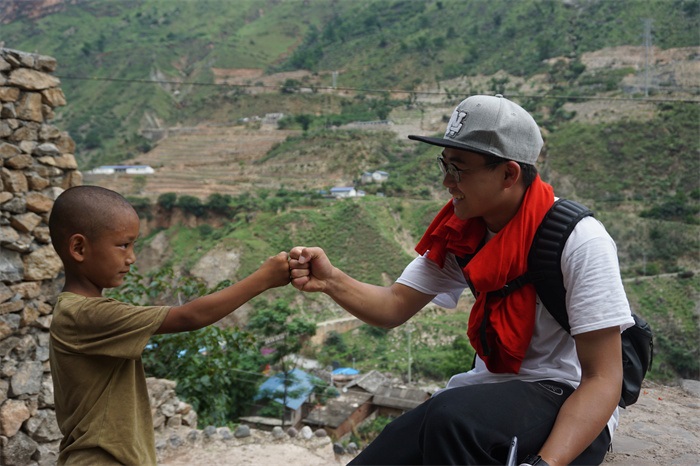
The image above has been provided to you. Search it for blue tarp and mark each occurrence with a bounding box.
[256,368,317,410]
[332,367,359,376]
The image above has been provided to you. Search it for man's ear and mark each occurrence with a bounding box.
[502,161,521,188]
[68,234,87,263]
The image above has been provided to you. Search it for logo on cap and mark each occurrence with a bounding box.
[445,110,468,138]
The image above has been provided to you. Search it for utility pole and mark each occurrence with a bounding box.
[407,325,412,384]
[332,71,338,89]
[643,19,653,97]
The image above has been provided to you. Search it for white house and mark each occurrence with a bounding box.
[361,170,389,184]
[87,165,155,175]
[330,187,365,198]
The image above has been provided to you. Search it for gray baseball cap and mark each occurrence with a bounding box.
[408,94,543,164]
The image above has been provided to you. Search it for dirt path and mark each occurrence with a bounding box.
[158,381,699,465]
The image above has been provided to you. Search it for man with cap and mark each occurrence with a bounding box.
[289,95,634,465]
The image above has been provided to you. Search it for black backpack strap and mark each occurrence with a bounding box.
[528,199,594,332]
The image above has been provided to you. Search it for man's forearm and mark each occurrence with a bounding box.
[323,268,430,328]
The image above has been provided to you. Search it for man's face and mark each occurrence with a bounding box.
[81,207,140,292]
[439,148,507,222]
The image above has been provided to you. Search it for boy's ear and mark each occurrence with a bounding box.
[68,234,87,263]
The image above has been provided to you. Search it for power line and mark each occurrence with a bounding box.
[54,74,700,104]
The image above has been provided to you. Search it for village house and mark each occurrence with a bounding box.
[344,370,430,419]
[360,170,389,184]
[371,385,430,418]
[240,368,319,431]
[330,186,356,198]
[302,390,374,439]
[86,164,155,175]
[302,370,430,439]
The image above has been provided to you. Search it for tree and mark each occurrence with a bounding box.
[177,195,205,217]
[157,192,177,211]
[247,300,316,426]
[206,193,233,216]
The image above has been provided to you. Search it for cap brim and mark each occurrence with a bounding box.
[408,134,493,157]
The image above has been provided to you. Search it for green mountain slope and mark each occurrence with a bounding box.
[2,0,698,165]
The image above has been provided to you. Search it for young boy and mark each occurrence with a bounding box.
[48,185,291,465]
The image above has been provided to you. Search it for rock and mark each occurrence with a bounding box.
[15,92,43,122]
[0,251,23,282]
[41,88,66,107]
[271,426,285,440]
[10,212,42,233]
[333,442,346,454]
[680,379,700,398]
[300,425,313,440]
[9,361,43,396]
[7,68,60,91]
[287,426,298,438]
[217,427,233,440]
[33,440,59,466]
[203,425,217,439]
[22,245,62,280]
[22,409,62,442]
[0,430,39,466]
[169,433,183,448]
[0,399,30,437]
[234,424,251,438]
[25,192,53,213]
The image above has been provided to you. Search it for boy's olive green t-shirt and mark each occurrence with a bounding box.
[49,292,170,465]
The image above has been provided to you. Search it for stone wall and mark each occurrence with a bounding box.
[0,47,78,465]
[0,47,200,466]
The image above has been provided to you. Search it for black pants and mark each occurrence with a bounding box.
[350,380,610,465]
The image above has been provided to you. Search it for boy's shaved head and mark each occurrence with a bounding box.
[49,186,137,259]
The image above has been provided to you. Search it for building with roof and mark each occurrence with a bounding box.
[330,186,366,198]
[86,165,155,175]
[360,170,389,184]
[303,390,374,439]
[241,368,319,430]
[344,370,388,393]
[372,385,430,417]
[345,370,430,417]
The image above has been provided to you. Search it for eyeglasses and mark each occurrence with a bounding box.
[436,155,502,182]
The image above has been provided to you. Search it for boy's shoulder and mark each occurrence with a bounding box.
[52,292,162,328]
[51,293,170,356]
[55,291,121,310]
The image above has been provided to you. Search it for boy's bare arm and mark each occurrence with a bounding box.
[155,251,290,334]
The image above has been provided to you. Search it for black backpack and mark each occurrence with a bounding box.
[458,199,654,408]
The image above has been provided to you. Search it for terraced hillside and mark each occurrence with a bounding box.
[84,124,302,199]
[83,113,444,201]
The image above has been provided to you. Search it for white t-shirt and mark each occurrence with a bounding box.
[396,216,635,436]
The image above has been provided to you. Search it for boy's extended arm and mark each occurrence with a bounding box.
[155,251,290,334]
[289,246,434,328]
[537,326,622,466]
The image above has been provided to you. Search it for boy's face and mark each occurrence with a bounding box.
[80,207,140,292]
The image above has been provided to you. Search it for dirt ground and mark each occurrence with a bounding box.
[158,381,699,466]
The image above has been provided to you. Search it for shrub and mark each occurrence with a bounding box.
[177,195,205,217]
[157,192,177,211]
